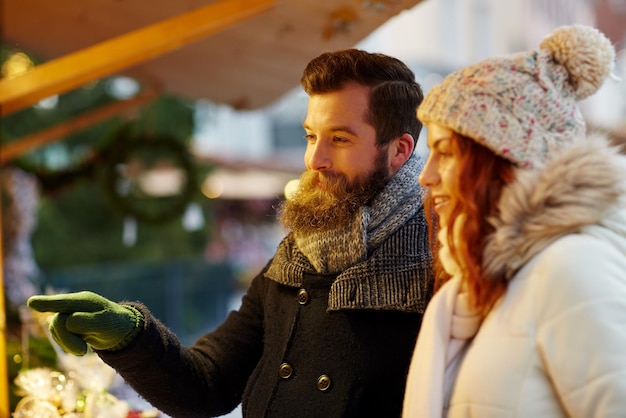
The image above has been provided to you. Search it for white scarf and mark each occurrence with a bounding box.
[402,219,482,417]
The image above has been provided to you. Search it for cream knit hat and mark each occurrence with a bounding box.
[417,24,615,168]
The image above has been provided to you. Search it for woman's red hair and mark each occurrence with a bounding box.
[427,133,516,315]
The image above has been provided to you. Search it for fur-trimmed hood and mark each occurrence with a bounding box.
[484,134,626,280]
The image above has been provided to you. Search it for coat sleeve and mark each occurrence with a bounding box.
[97,265,269,418]
[534,234,626,418]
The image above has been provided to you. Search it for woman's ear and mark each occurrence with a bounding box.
[388,133,415,174]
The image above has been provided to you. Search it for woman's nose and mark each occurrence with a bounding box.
[418,155,437,187]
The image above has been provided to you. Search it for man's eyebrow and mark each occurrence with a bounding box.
[303,124,359,136]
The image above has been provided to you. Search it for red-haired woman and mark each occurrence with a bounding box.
[403,24,626,417]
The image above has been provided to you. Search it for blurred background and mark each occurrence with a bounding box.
[2,0,625,416]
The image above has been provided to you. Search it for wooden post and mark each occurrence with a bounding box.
[0,193,8,418]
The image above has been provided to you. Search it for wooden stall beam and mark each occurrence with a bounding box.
[0,200,6,418]
[0,0,276,117]
[0,86,160,165]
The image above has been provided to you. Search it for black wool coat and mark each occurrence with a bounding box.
[98,212,433,418]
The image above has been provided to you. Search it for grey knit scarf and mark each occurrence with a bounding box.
[292,152,424,274]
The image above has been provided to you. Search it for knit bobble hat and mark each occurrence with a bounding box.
[417,24,615,168]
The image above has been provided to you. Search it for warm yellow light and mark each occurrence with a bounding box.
[1,52,34,79]
[202,176,224,199]
[283,179,300,200]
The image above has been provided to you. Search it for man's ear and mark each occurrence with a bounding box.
[388,133,415,174]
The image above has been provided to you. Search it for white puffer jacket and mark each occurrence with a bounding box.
[403,135,626,418]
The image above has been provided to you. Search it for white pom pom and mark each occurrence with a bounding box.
[540,24,615,100]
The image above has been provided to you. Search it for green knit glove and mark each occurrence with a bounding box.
[27,291,144,356]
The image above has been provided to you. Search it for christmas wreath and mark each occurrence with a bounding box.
[101,133,197,224]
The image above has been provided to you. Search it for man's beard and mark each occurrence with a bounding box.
[278,150,390,234]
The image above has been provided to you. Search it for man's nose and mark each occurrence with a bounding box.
[306,140,331,171]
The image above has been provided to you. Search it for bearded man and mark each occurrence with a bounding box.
[28,49,434,418]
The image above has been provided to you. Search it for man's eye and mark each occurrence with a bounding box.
[333,136,348,143]
[304,134,315,142]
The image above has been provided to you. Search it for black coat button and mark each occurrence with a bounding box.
[279,363,293,379]
[297,289,309,305]
[317,374,331,391]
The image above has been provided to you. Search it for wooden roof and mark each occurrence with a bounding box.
[1,0,426,114]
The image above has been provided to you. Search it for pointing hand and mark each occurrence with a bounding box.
[27,291,144,356]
